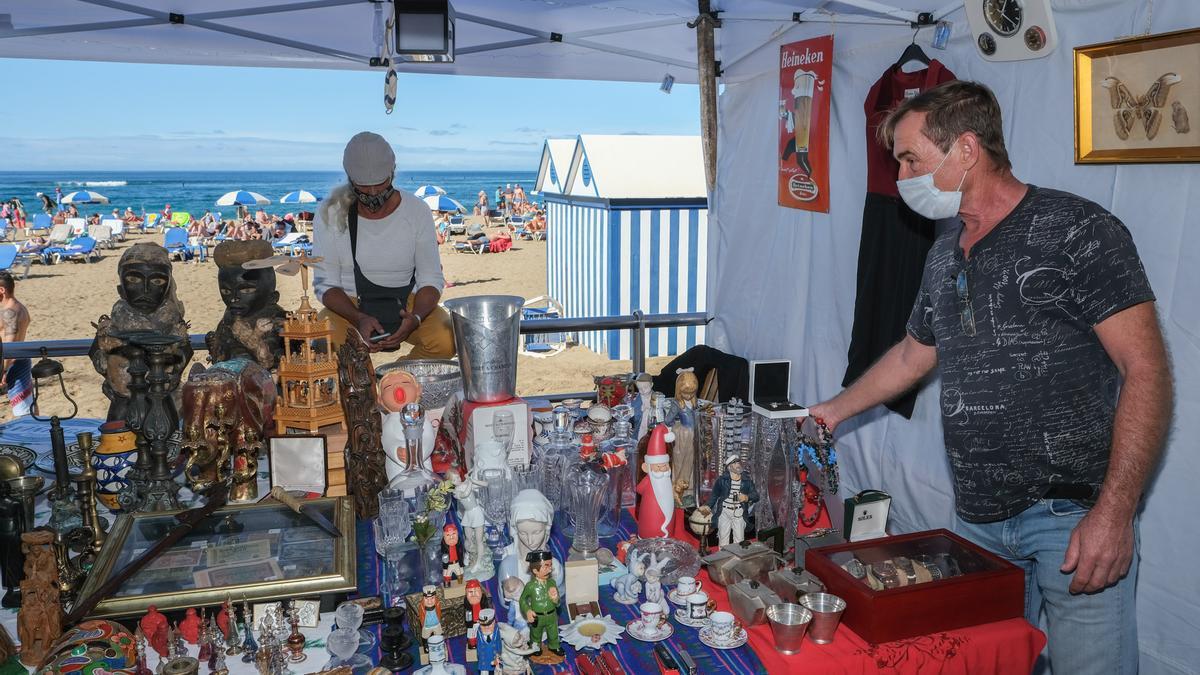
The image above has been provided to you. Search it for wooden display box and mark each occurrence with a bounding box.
[805,528,1024,644]
[405,587,467,639]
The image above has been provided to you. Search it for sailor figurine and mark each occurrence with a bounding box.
[474,609,502,675]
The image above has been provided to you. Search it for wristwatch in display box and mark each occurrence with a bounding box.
[805,529,1024,643]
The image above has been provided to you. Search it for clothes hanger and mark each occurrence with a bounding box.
[895,27,931,69]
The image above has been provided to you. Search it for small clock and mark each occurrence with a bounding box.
[1023,25,1047,51]
[978,33,998,56]
[983,0,1022,37]
[965,0,1056,62]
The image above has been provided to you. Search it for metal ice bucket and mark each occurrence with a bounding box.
[443,295,524,403]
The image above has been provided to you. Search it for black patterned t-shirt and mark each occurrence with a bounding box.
[907,185,1155,522]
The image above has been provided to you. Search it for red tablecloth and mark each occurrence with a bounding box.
[698,568,1046,674]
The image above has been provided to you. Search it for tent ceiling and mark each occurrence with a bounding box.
[0,0,959,83]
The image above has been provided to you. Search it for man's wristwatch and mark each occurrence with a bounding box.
[871,561,901,589]
[894,557,918,586]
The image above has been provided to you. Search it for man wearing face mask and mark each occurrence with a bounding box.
[313,132,455,356]
[808,81,1171,675]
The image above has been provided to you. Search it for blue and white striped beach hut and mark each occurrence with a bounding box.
[542,134,708,360]
[533,138,576,195]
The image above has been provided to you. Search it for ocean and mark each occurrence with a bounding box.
[0,170,539,219]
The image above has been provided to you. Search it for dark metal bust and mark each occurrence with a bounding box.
[205,240,286,370]
[88,243,192,422]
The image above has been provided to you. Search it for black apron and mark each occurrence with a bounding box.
[348,203,416,336]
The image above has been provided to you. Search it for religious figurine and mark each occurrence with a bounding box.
[670,368,700,506]
[463,579,492,661]
[500,576,528,632]
[635,425,675,539]
[448,471,491,581]
[498,489,565,588]
[519,549,564,665]
[140,604,169,659]
[0,480,25,608]
[417,586,444,664]
[475,609,503,675]
[206,240,286,370]
[441,523,465,588]
[698,454,759,547]
[89,243,192,422]
[16,530,61,667]
[179,607,201,644]
[498,622,538,674]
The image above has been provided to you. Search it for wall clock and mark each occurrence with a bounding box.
[965,0,1057,62]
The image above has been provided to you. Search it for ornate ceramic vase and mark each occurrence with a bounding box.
[93,420,138,510]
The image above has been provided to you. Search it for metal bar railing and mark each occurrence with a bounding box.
[3,311,711,361]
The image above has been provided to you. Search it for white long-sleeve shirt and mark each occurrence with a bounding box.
[312,190,445,302]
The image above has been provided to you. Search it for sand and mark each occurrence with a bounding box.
[6,229,673,420]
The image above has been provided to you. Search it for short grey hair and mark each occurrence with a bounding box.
[879,80,1011,171]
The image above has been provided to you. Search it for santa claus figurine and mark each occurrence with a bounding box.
[635,424,675,539]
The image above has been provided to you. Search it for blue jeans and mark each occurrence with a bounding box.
[954,500,1139,675]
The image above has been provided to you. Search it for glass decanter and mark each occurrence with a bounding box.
[536,406,574,516]
[387,403,439,502]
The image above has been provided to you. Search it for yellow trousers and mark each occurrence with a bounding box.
[319,295,457,360]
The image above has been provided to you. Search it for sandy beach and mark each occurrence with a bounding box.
[5,228,672,421]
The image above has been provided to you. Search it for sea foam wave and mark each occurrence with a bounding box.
[60,180,128,187]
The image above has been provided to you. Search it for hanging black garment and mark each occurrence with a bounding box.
[348,203,416,337]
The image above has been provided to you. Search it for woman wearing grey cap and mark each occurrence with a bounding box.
[313,132,456,357]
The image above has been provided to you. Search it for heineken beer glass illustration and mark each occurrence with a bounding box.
[791,69,816,175]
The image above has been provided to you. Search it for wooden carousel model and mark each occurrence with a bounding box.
[271,252,346,434]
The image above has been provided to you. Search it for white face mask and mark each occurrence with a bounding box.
[896,147,968,220]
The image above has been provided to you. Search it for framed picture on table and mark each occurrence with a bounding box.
[1075,27,1200,163]
[75,497,356,619]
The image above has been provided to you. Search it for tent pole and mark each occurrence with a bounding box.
[693,0,720,195]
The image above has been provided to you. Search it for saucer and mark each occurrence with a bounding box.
[626,618,674,643]
[673,608,709,629]
[698,625,748,650]
[667,589,691,607]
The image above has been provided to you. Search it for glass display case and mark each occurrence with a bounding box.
[804,529,1024,643]
[76,497,357,618]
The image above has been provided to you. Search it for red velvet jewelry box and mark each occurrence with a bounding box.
[804,528,1024,643]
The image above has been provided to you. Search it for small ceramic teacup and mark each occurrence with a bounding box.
[676,576,702,597]
[708,611,736,642]
[687,591,714,621]
[639,602,668,634]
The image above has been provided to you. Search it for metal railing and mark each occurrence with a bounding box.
[4,310,710,390]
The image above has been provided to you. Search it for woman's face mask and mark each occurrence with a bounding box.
[353,177,395,212]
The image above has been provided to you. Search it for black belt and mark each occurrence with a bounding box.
[535,609,557,616]
[1041,483,1099,502]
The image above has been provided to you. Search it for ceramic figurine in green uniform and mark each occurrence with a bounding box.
[519,549,565,665]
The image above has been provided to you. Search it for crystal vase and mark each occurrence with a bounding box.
[415,509,448,589]
[567,461,609,557]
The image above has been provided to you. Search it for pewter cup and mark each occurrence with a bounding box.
[6,475,44,531]
[443,295,524,403]
[800,592,846,644]
[766,602,812,654]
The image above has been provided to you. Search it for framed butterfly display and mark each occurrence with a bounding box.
[1075,27,1200,163]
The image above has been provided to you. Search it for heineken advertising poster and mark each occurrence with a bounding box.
[779,35,833,212]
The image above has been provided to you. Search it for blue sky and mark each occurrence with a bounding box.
[0,58,700,171]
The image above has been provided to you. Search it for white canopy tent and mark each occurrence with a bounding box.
[2,1,1197,673]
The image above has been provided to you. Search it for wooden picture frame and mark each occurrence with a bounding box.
[268,433,329,496]
[76,497,356,618]
[1074,27,1200,163]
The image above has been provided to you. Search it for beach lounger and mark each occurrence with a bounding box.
[67,217,87,237]
[30,213,53,235]
[89,223,116,250]
[447,215,467,236]
[163,228,203,262]
[0,244,34,280]
[453,237,489,255]
[520,296,567,358]
[53,236,99,264]
[103,218,126,242]
[143,213,161,232]
[171,212,192,228]
[47,222,72,245]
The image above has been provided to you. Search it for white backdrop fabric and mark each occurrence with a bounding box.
[706,2,1200,673]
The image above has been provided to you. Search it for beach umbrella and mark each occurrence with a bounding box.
[413,185,447,198]
[422,195,466,213]
[60,190,109,204]
[216,190,270,206]
[279,190,321,204]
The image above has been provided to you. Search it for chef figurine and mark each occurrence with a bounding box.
[474,609,502,675]
[519,549,564,664]
[418,585,443,664]
[441,523,465,589]
[699,455,759,547]
[463,579,491,661]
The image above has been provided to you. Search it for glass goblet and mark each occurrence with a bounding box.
[334,601,376,652]
[324,627,371,671]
